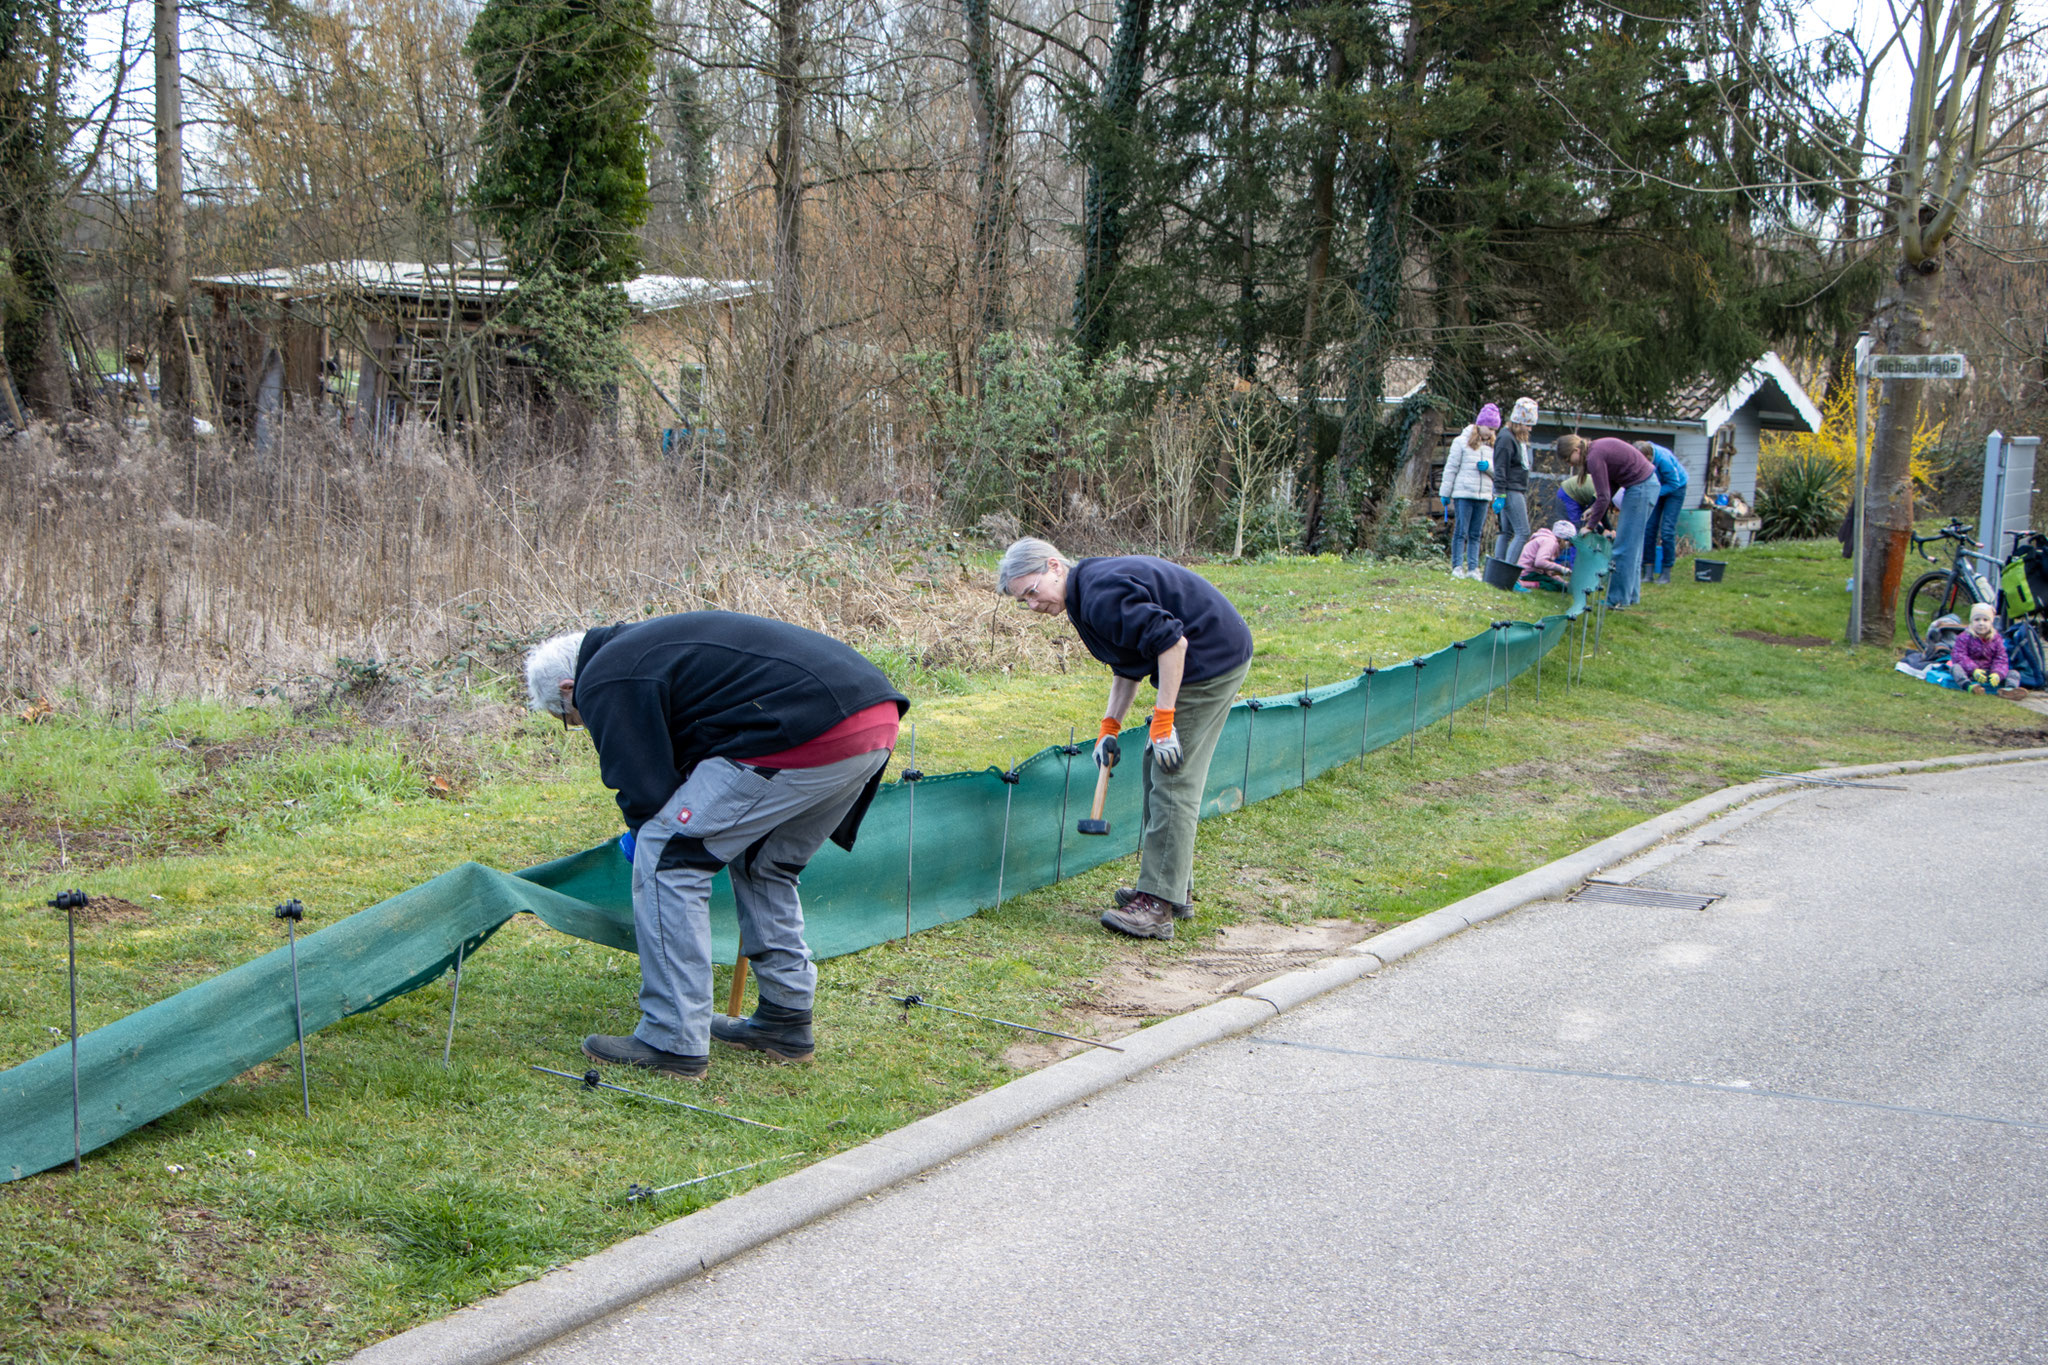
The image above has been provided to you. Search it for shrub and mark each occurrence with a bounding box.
[1361,495,1445,561]
[1756,451,1845,541]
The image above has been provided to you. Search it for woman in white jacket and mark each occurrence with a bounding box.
[1438,402,1501,578]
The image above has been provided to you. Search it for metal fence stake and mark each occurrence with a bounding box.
[1535,623,1545,703]
[1359,662,1376,761]
[1448,642,1468,742]
[901,724,921,942]
[1408,659,1425,756]
[51,890,88,1173]
[1242,697,1264,799]
[274,900,311,1119]
[1594,594,1607,657]
[1484,627,1499,726]
[532,1065,788,1131]
[442,940,466,1068]
[994,760,1019,905]
[1298,674,1312,789]
[1055,727,1076,881]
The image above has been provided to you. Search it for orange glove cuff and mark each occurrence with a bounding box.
[1098,716,1121,740]
[1149,709,1176,742]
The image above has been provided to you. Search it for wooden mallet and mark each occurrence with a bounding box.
[1077,761,1113,836]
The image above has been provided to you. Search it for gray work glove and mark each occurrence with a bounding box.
[1092,732,1121,769]
[1150,727,1184,773]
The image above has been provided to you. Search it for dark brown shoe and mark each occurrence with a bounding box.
[1114,886,1193,920]
[1101,891,1176,940]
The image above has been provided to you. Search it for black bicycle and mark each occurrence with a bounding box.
[1904,519,2044,647]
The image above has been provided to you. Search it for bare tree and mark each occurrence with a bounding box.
[1857,0,2033,641]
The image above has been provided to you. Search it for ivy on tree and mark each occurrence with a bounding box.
[467,0,653,397]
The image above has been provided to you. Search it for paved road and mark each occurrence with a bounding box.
[519,760,2048,1365]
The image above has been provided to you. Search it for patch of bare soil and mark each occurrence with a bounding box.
[1732,630,1833,647]
[1004,918,1380,1068]
[1962,720,2048,748]
[61,894,152,925]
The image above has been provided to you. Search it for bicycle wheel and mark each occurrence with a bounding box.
[1906,571,1974,647]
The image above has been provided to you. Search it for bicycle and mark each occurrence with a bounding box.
[1904,519,2045,648]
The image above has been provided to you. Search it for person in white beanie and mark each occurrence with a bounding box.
[1516,519,1577,588]
[1491,397,1540,567]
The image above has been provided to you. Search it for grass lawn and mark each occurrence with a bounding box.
[3,539,2041,1363]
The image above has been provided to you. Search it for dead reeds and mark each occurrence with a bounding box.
[0,411,1067,710]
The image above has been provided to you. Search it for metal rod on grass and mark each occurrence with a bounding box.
[891,993,1125,1052]
[275,900,311,1119]
[1055,727,1076,881]
[442,939,465,1068]
[1536,623,1544,702]
[628,1154,798,1203]
[51,890,87,1172]
[995,760,1019,904]
[531,1065,788,1131]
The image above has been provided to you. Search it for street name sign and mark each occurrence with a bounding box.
[1862,353,1969,379]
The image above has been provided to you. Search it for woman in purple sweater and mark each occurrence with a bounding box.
[1557,434,1657,608]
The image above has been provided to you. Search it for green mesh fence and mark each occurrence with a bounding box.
[3,540,1612,1180]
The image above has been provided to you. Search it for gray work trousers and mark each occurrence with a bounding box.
[629,748,892,1056]
[1493,491,1531,566]
[1136,660,1252,905]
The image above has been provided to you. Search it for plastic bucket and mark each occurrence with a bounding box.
[1694,559,1726,583]
[1481,556,1523,591]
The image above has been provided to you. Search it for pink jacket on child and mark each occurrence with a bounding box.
[1952,628,2009,679]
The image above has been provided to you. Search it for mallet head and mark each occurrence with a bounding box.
[1076,817,1110,836]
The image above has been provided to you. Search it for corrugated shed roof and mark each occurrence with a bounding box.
[195,260,766,314]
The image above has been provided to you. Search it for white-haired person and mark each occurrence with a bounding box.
[1491,397,1540,566]
[998,537,1253,940]
[1438,403,1502,578]
[525,612,908,1077]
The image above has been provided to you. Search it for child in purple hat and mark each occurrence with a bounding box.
[1438,404,1503,578]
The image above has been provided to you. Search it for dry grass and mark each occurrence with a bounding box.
[0,413,1060,707]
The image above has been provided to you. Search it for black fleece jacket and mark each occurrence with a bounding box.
[572,612,908,838]
[1063,556,1254,686]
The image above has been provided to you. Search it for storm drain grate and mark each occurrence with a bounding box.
[1570,881,1723,911]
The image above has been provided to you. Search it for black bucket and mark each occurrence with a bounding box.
[1694,559,1726,583]
[1481,556,1523,591]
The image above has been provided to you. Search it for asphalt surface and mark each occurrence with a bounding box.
[517,760,2048,1365]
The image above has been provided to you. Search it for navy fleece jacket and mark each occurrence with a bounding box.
[1063,556,1254,686]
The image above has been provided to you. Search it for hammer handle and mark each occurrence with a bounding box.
[1088,762,1112,822]
[727,957,748,1017]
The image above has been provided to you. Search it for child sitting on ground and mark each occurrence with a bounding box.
[1950,602,2010,693]
[1517,520,1576,589]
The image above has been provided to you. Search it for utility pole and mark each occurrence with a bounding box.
[155,0,190,439]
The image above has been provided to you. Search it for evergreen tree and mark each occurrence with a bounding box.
[468,0,652,395]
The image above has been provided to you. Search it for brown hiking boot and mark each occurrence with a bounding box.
[1114,886,1194,920]
[1101,891,1177,940]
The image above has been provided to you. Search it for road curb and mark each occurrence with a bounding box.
[346,746,2048,1365]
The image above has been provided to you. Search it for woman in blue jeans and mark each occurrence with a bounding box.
[1558,434,1657,608]
[1438,403,1501,578]
[1636,441,1689,584]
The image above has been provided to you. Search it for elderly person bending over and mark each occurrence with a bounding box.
[999,538,1253,940]
[526,612,907,1077]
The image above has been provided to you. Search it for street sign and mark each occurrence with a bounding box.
[1861,352,1969,379]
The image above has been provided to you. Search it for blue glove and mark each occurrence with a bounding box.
[618,830,636,862]
[1492,496,1505,513]
[1476,459,1491,473]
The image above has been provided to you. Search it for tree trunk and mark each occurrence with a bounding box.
[1858,261,1942,643]
[0,2,70,418]
[1296,40,1344,549]
[961,0,1009,360]
[155,0,191,437]
[1072,0,1153,362]
[1233,10,1259,381]
[760,0,807,461]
